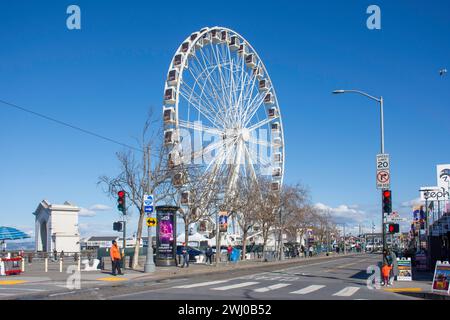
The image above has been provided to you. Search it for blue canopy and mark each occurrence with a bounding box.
[0,226,30,241]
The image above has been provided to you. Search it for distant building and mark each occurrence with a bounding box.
[86,236,119,249]
[33,200,80,253]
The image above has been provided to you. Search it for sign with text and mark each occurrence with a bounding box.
[397,258,412,281]
[432,261,450,295]
[437,164,450,191]
[155,206,178,267]
[376,154,390,189]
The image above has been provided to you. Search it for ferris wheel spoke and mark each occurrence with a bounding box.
[239,62,261,126]
[243,142,259,183]
[234,55,248,125]
[212,44,234,119]
[178,119,224,136]
[190,139,225,162]
[247,116,278,132]
[180,89,219,128]
[248,136,273,148]
[193,48,230,117]
[243,90,271,128]
[246,141,273,168]
[185,64,228,126]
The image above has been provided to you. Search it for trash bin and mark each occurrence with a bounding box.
[1,257,22,275]
[230,249,241,262]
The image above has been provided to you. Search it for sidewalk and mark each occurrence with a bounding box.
[380,269,450,300]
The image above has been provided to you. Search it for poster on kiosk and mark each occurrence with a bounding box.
[155,206,178,267]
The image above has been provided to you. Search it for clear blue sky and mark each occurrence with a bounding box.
[1,0,449,238]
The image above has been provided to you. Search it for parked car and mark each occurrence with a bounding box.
[176,245,204,262]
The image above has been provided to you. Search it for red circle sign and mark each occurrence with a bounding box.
[377,171,390,183]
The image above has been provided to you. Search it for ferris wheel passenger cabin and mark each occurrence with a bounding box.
[164,87,176,104]
[229,35,240,51]
[211,29,221,44]
[245,54,256,69]
[163,107,176,124]
[268,107,278,119]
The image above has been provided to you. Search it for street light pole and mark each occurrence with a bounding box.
[333,89,387,258]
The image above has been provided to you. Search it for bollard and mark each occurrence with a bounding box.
[45,258,48,272]
[59,259,63,272]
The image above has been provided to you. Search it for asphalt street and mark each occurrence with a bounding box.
[103,253,417,300]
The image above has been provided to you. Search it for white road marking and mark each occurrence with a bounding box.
[172,280,230,289]
[290,285,325,295]
[253,283,291,293]
[333,286,360,297]
[0,287,45,292]
[212,282,259,291]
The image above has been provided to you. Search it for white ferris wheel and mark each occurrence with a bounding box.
[162,26,285,203]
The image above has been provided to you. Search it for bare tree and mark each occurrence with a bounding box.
[98,109,173,269]
[170,164,222,246]
[228,178,262,260]
[254,178,279,258]
[277,183,310,259]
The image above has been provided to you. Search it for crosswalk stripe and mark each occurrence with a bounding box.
[333,286,360,297]
[290,285,325,295]
[172,280,230,289]
[212,282,259,291]
[254,283,291,293]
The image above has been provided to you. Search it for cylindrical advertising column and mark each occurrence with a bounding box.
[155,206,178,267]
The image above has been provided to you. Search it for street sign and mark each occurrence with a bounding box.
[376,154,390,189]
[144,194,154,214]
[376,154,390,170]
[146,217,157,227]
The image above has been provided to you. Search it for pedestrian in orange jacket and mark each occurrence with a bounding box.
[381,263,392,286]
[110,240,123,276]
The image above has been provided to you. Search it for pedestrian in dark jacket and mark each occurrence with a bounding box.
[181,243,189,268]
[205,245,213,265]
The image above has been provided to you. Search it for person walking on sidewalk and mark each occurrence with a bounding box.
[110,240,123,276]
[181,242,189,268]
[205,245,213,265]
[309,246,313,257]
[227,245,233,262]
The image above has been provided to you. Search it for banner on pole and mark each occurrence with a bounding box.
[219,211,228,232]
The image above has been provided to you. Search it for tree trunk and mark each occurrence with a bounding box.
[262,236,268,261]
[241,229,248,260]
[132,206,145,269]
[184,220,189,246]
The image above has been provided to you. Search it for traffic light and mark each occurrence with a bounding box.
[387,223,399,234]
[117,190,126,213]
[382,190,392,214]
[113,221,123,232]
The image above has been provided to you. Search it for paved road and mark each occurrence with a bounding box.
[103,254,417,300]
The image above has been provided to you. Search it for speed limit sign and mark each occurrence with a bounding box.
[376,154,390,170]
